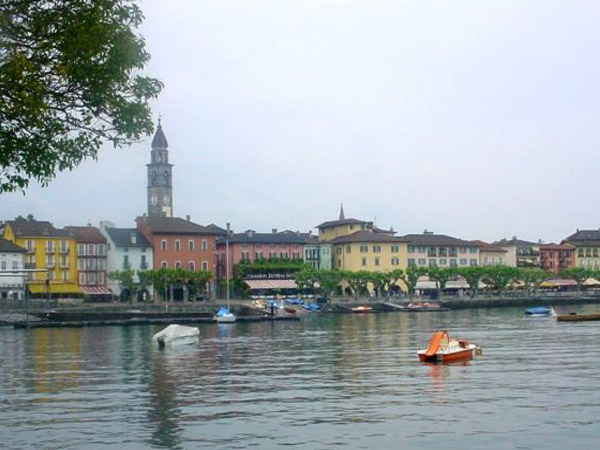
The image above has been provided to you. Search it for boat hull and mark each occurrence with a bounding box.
[556,313,600,322]
[215,314,236,323]
[418,347,475,363]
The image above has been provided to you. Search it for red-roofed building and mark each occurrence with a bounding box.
[539,244,575,273]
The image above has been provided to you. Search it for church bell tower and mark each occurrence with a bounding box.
[147,119,173,217]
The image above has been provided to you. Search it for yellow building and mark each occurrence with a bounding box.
[2,219,81,297]
[316,205,373,242]
[563,229,600,269]
[330,230,409,272]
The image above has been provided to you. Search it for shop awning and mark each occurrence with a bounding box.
[540,279,577,288]
[244,279,298,290]
[81,286,112,295]
[28,283,82,294]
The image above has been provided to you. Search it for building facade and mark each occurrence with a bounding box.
[331,230,408,272]
[493,237,540,268]
[100,223,153,299]
[65,226,110,300]
[147,120,174,218]
[1,219,80,297]
[302,233,332,270]
[316,205,374,242]
[563,230,600,269]
[403,232,480,268]
[0,238,27,300]
[471,240,508,266]
[539,244,575,273]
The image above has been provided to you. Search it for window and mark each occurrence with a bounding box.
[428,259,436,267]
[188,240,195,251]
[338,260,342,268]
[578,248,584,257]
[175,261,181,269]
[469,247,477,254]
[408,245,415,254]
[201,239,208,251]
[123,255,130,269]
[161,240,167,251]
[470,259,478,266]
[62,271,68,281]
[460,258,468,266]
[439,248,447,257]
[439,258,447,265]
[428,247,437,257]
[594,249,599,258]
[346,246,351,253]
[201,261,209,271]
[13,260,18,270]
[375,257,380,266]
[449,247,457,257]
[1,261,5,270]
[336,247,342,255]
[26,240,34,251]
[292,252,300,260]
[391,245,400,253]
[450,259,458,267]
[408,258,416,267]
[280,252,288,259]
[88,244,95,255]
[79,272,86,285]
[361,257,367,266]
[188,261,195,270]
[242,251,249,261]
[392,257,399,266]
[256,252,263,260]
[373,245,381,253]
[98,244,105,255]
[418,259,426,266]
[140,255,147,269]
[175,240,181,251]
[161,261,167,268]
[269,251,277,259]
[360,245,368,253]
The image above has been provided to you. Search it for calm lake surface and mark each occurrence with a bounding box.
[2,304,600,449]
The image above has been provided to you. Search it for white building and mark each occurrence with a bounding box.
[100,222,154,300]
[0,238,27,300]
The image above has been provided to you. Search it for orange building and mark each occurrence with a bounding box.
[539,243,575,273]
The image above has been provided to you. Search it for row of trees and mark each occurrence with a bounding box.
[108,268,212,302]
[293,266,600,299]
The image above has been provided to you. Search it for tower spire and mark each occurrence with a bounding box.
[339,203,345,220]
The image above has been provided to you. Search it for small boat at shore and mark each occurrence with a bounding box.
[152,324,200,349]
[418,330,481,363]
[214,306,236,323]
[556,312,600,322]
[525,307,555,317]
[405,302,449,312]
[351,305,373,313]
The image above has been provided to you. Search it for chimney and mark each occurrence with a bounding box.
[512,236,517,240]
[272,228,277,234]
[423,229,433,235]
[186,215,191,221]
[246,230,255,238]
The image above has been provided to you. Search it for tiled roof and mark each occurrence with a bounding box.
[64,226,107,243]
[218,230,306,245]
[539,243,575,251]
[315,218,369,229]
[493,237,538,247]
[138,216,217,235]
[471,240,507,253]
[330,230,408,244]
[402,233,474,247]
[105,228,152,248]
[563,230,600,247]
[6,220,71,237]
[151,123,168,148]
[206,224,227,235]
[0,238,27,253]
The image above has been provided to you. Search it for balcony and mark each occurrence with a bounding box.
[47,263,55,269]
[24,262,36,269]
[46,248,55,254]
[60,263,69,269]
[60,248,70,254]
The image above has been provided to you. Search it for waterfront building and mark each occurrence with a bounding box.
[562,229,600,269]
[64,226,111,301]
[331,230,408,272]
[316,205,374,242]
[100,222,153,300]
[300,232,332,270]
[539,243,575,273]
[147,120,174,218]
[403,231,480,268]
[0,238,27,300]
[1,219,80,298]
[136,215,224,299]
[492,237,540,268]
[471,240,508,266]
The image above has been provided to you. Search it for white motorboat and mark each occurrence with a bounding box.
[214,306,236,323]
[152,324,200,349]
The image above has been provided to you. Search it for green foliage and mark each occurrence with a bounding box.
[314,270,342,298]
[0,0,163,192]
[427,267,455,295]
[559,267,593,291]
[481,266,520,293]
[294,267,319,291]
[401,266,428,295]
[455,266,485,297]
[108,269,135,301]
[518,268,548,295]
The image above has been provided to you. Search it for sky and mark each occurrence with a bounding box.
[2,0,600,243]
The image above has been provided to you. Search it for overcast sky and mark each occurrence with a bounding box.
[3,0,600,242]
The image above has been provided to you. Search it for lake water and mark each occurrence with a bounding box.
[1,304,600,449]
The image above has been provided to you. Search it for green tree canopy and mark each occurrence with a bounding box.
[0,0,162,192]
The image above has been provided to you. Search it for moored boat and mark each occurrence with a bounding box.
[351,305,373,313]
[556,312,600,322]
[525,307,554,317]
[417,330,481,363]
[152,324,200,349]
[214,306,236,323]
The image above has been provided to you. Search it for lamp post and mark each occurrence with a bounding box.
[226,222,230,302]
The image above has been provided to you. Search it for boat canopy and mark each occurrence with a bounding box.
[215,306,231,317]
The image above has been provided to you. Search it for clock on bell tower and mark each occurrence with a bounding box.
[147,119,174,217]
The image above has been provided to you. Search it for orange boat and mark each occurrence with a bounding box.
[351,305,373,313]
[417,330,480,363]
